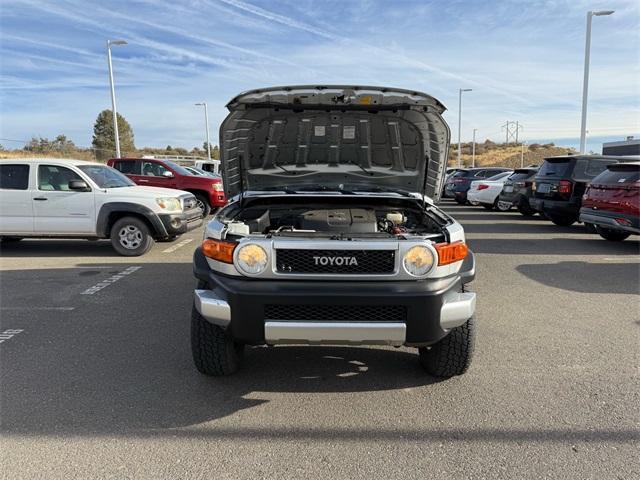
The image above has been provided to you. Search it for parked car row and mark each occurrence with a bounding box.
[455,155,639,242]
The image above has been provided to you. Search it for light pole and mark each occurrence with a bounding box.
[195,102,211,161]
[107,39,127,158]
[579,10,614,154]
[472,128,477,167]
[458,88,472,167]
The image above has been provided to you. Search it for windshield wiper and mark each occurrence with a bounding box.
[349,160,374,176]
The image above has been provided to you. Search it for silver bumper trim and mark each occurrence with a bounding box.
[264,321,406,346]
[440,292,476,330]
[194,289,231,328]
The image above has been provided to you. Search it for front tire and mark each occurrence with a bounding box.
[596,226,630,242]
[110,216,155,256]
[482,203,494,211]
[194,193,212,217]
[548,214,576,227]
[419,316,475,378]
[191,305,243,376]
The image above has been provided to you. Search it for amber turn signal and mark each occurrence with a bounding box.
[202,239,236,264]
[435,241,468,266]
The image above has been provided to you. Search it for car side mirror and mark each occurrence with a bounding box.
[68,180,90,191]
[162,171,174,178]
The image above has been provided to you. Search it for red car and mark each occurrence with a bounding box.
[580,161,639,241]
[108,157,226,216]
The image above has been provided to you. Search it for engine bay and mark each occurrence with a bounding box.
[220,197,447,240]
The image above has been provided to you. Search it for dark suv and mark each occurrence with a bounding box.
[498,167,538,216]
[579,162,639,241]
[444,167,511,204]
[530,155,625,226]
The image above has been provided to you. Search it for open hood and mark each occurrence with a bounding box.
[219,85,451,201]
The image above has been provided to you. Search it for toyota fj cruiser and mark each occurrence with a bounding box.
[191,86,476,378]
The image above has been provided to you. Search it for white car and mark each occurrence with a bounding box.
[0,158,203,256]
[466,171,514,211]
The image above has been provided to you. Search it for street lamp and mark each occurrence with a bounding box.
[579,10,614,154]
[107,39,127,158]
[195,102,211,161]
[458,88,472,167]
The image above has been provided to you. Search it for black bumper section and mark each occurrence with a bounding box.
[193,248,476,346]
[530,197,580,217]
[158,210,203,236]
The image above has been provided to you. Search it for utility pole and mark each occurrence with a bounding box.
[502,121,510,143]
[580,10,614,153]
[501,121,523,144]
[195,102,211,161]
[457,88,472,167]
[472,128,477,168]
[107,39,128,158]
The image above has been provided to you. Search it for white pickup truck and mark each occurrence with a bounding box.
[0,158,203,256]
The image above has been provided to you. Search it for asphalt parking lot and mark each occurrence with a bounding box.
[1,201,638,479]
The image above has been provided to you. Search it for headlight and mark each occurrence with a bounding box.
[155,197,182,211]
[403,245,435,277]
[236,244,268,275]
[212,182,224,192]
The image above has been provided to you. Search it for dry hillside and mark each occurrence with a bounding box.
[450,142,575,169]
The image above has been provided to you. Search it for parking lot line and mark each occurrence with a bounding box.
[0,307,75,311]
[0,329,24,344]
[162,238,194,253]
[80,266,142,295]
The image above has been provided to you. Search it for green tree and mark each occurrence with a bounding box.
[91,110,135,160]
[23,135,76,155]
[201,142,220,160]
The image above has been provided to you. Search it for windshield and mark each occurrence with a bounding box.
[508,171,536,182]
[591,168,640,185]
[78,165,135,188]
[538,159,571,177]
[486,172,512,181]
[163,161,193,176]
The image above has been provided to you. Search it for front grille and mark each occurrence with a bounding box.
[265,304,407,322]
[275,249,395,274]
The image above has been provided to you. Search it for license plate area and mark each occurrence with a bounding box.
[537,183,551,194]
[504,185,514,193]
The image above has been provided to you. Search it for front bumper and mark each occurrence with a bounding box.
[579,209,640,234]
[158,209,203,236]
[192,247,476,346]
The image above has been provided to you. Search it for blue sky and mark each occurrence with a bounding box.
[1,0,639,152]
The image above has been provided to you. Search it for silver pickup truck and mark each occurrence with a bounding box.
[191,85,476,378]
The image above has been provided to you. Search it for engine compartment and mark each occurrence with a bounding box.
[219,196,448,240]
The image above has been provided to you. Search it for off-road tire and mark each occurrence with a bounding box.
[548,214,576,227]
[194,193,212,217]
[419,316,475,378]
[596,226,630,242]
[191,305,243,376]
[110,216,155,256]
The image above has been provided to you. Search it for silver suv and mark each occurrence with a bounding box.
[191,86,476,378]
